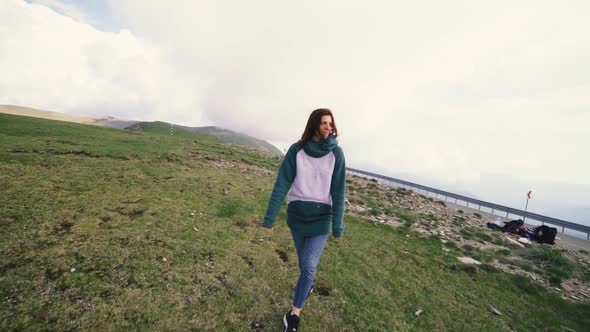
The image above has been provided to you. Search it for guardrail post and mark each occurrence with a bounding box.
[491,208,495,214]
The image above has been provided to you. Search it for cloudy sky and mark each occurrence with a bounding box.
[1,0,589,225]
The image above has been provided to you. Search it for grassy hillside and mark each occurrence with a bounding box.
[184,126,283,156]
[1,114,588,331]
[127,122,283,156]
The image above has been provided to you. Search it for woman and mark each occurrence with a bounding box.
[262,108,346,332]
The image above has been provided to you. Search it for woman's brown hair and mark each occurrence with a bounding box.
[297,108,338,146]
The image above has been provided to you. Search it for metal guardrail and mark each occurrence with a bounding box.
[347,167,590,240]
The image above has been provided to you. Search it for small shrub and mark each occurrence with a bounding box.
[492,237,504,246]
[495,249,511,256]
[349,198,363,205]
[510,274,544,293]
[396,188,410,196]
[395,209,416,227]
[475,232,493,243]
[457,210,464,214]
[383,208,395,216]
[481,264,500,273]
[460,229,474,240]
[436,200,447,207]
[452,216,466,227]
[473,213,482,218]
[444,240,458,249]
[216,198,247,218]
[514,260,535,272]
[369,208,382,216]
[462,244,475,252]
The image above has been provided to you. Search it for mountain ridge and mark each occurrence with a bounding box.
[0,104,282,156]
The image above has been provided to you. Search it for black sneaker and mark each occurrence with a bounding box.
[283,311,300,332]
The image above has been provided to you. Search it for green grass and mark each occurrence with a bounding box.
[1,114,589,331]
[516,247,578,285]
[394,209,417,227]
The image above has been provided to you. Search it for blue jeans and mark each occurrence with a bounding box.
[291,232,329,309]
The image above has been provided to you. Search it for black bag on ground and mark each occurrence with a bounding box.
[501,219,524,234]
[487,222,502,231]
[534,225,557,245]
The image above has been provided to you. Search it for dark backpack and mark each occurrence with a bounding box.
[534,225,557,245]
[502,219,524,234]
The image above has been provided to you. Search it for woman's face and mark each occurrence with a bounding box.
[317,115,333,139]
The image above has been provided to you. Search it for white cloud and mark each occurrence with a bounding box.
[1,0,589,215]
[0,0,204,125]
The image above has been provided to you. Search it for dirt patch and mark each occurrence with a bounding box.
[275,249,289,263]
[235,220,249,229]
[53,220,74,235]
[250,320,265,331]
[315,285,332,296]
[205,252,216,272]
[104,207,146,221]
[128,209,145,221]
[241,255,254,268]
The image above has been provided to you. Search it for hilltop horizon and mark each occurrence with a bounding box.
[2,103,588,227]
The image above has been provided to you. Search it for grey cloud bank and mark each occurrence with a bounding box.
[1,0,589,224]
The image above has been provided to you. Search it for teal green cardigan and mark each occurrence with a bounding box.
[263,135,346,237]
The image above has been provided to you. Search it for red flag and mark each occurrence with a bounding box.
[527,191,532,199]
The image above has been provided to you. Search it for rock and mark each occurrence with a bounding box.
[505,237,525,248]
[70,268,76,273]
[561,283,574,292]
[415,309,423,317]
[457,257,481,265]
[518,238,531,245]
[162,257,168,262]
[489,306,502,315]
